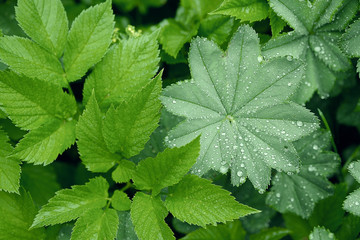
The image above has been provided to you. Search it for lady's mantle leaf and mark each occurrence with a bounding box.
[266,130,340,218]
[165,175,258,227]
[0,129,20,193]
[70,208,119,240]
[31,177,108,228]
[161,25,319,192]
[132,137,200,196]
[309,227,337,240]
[131,192,175,240]
[340,18,360,57]
[344,160,360,216]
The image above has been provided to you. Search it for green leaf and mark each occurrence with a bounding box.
[161,25,319,191]
[71,208,119,240]
[131,192,175,240]
[117,211,138,240]
[31,177,109,228]
[181,0,223,19]
[264,0,354,103]
[111,190,131,211]
[15,0,68,57]
[198,15,234,47]
[0,128,20,193]
[83,31,160,110]
[12,120,76,165]
[132,137,200,196]
[344,160,360,216]
[309,227,337,240]
[266,130,340,218]
[340,19,360,57]
[211,0,269,23]
[250,227,291,240]
[0,188,46,240]
[76,92,119,172]
[112,160,136,183]
[335,214,360,240]
[114,0,166,13]
[0,36,65,86]
[63,0,114,82]
[102,73,162,158]
[269,9,287,37]
[159,19,198,58]
[21,164,61,206]
[181,220,246,240]
[0,71,77,130]
[283,213,312,240]
[165,175,259,227]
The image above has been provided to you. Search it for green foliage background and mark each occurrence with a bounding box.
[0,0,360,239]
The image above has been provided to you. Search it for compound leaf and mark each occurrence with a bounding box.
[0,71,77,130]
[102,73,162,159]
[344,160,360,216]
[112,160,136,183]
[266,130,340,218]
[63,0,114,82]
[131,192,175,240]
[0,36,65,86]
[12,120,76,165]
[161,25,319,191]
[182,220,246,240]
[0,189,46,240]
[111,190,131,211]
[211,0,269,23]
[71,208,119,240]
[15,0,68,57]
[76,92,119,172]
[132,137,200,196]
[31,177,108,228]
[83,31,160,110]
[0,128,20,193]
[165,175,259,227]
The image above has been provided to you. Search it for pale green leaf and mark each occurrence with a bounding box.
[63,0,114,82]
[161,25,319,191]
[132,137,200,196]
[159,19,198,58]
[112,160,136,183]
[309,227,337,240]
[83,31,160,110]
[71,208,119,240]
[266,130,340,218]
[31,177,108,228]
[198,15,234,46]
[76,92,119,172]
[0,36,65,86]
[20,164,60,206]
[131,192,175,240]
[165,175,259,227]
[12,120,76,165]
[344,160,360,216]
[264,0,354,103]
[0,128,20,193]
[181,220,246,240]
[111,190,131,211]
[15,0,68,57]
[250,227,291,240]
[211,0,269,23]
[0,71,77,130]
[103,73,162,158]
[117,211,138,240]
[340,19,360,57]
[0,188,46,240]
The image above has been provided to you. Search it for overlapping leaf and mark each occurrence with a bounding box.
[31,177,108,228]
[344,160,360,216]
[15,0,68,57]
[63,0,114,82]
[117,211,138,240]
[0,129,20,193]
[266,130,340,218]
[161,25,319,191]
[309,227,336,240]
[263,0,357,103]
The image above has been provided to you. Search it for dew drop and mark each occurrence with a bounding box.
[296,121,303,127]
